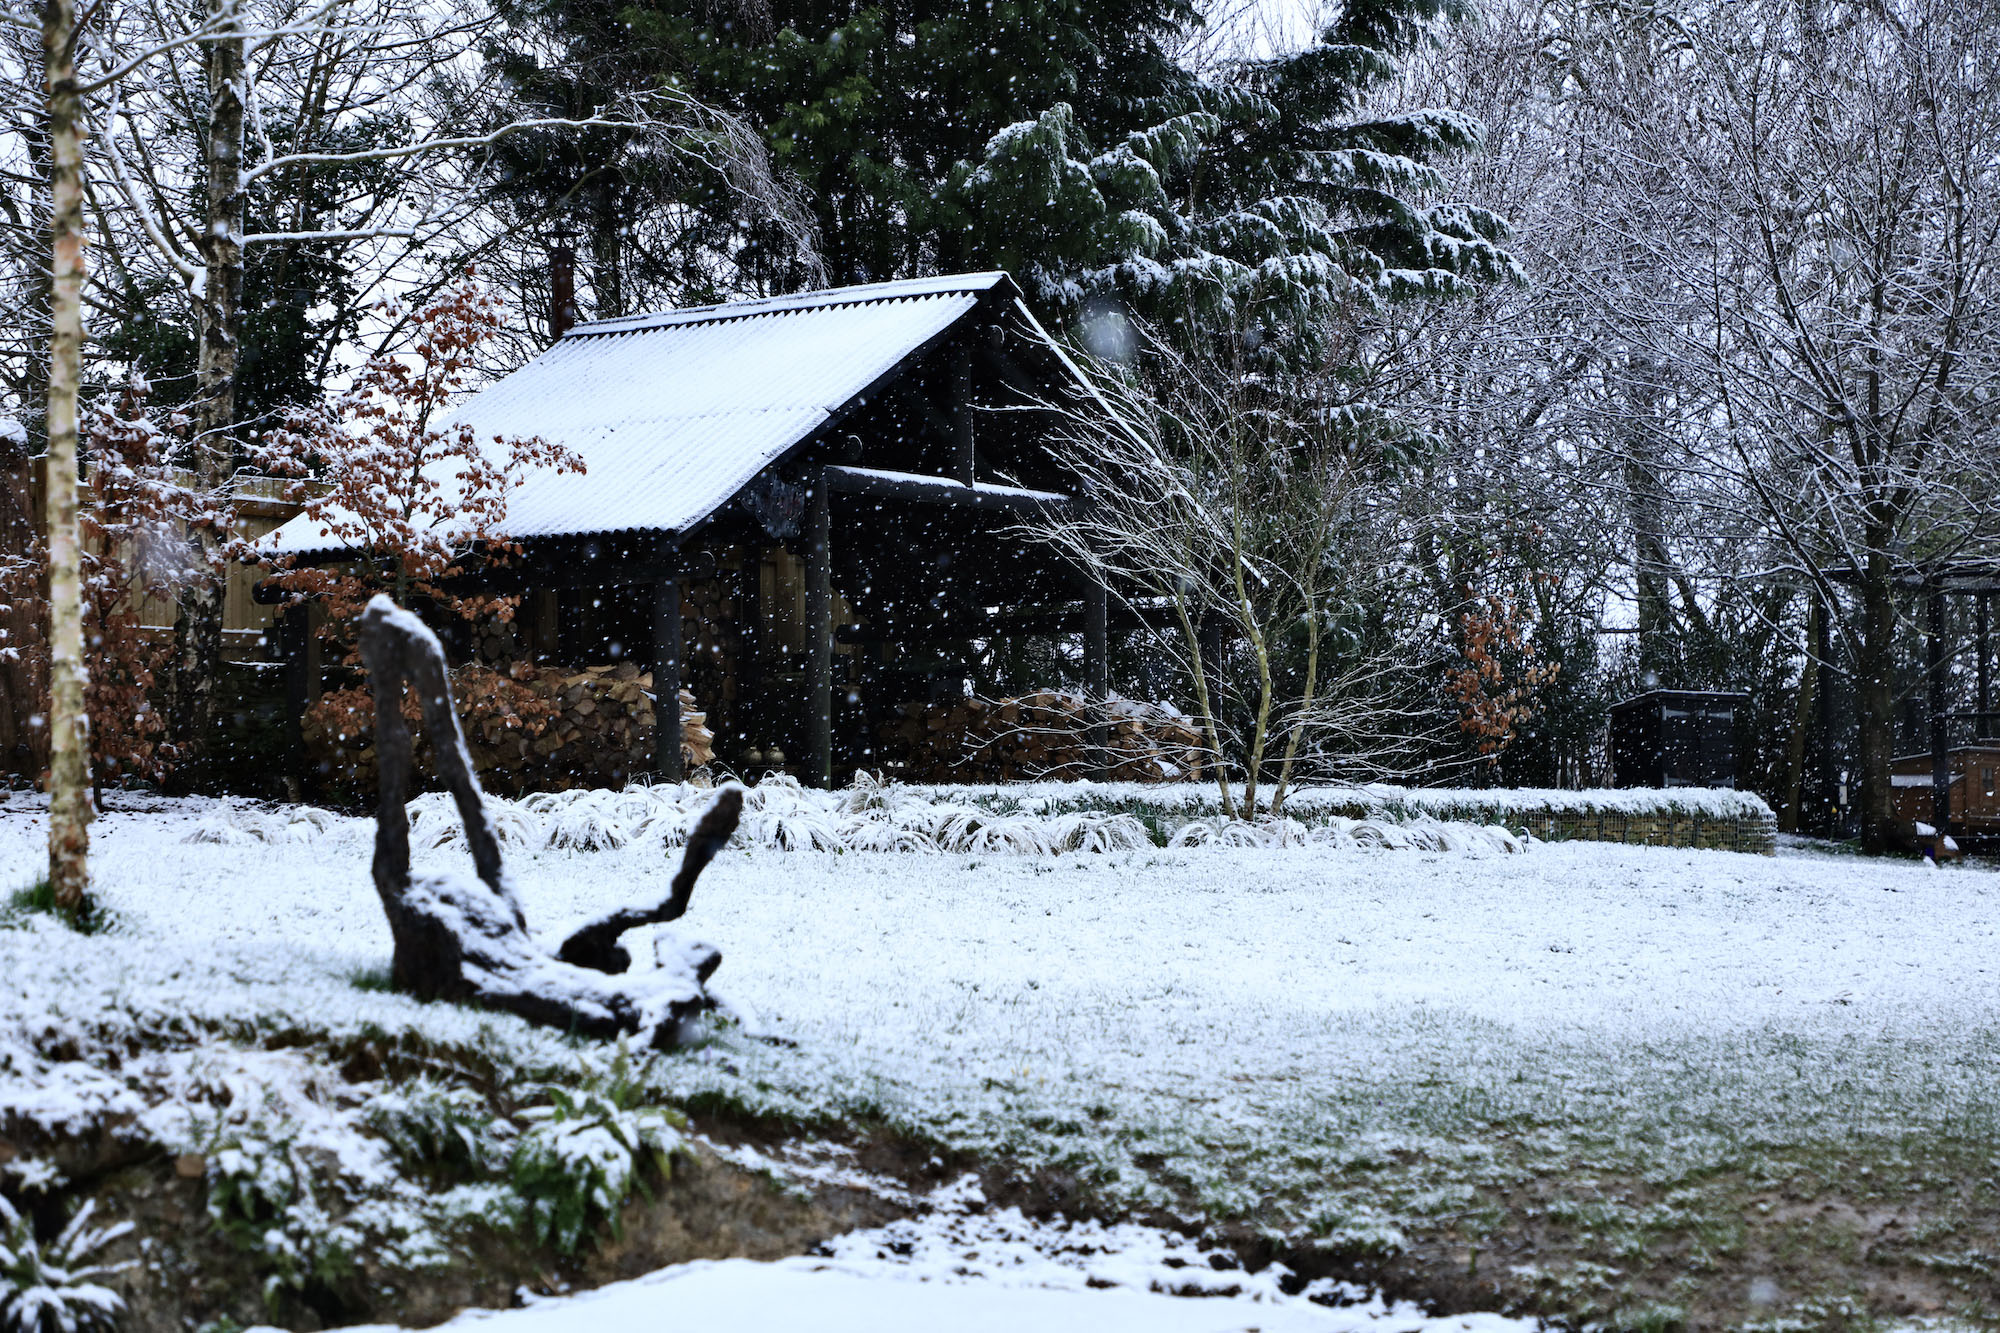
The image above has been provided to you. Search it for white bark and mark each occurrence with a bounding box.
[42,0,90,908]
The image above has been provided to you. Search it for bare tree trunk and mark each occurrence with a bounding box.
[1622,354,1673,683]
[1231,508,1275,820]
[1269,568,1325,820]
[1856,543,1899,855]
[170,0,245,791]
[42,0,91,909]
[1172,595,1235,819]
[1267,626,1319,819]
[1778,598,1819,834]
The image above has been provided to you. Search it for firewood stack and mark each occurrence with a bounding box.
[480,663,714,789]
[469,618,526,666]
[308,661,715,794]
[876,691,1205,783]
[676,574,741,707]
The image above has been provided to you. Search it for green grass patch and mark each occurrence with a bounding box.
[348,963,395,992]
[2,878,114,934]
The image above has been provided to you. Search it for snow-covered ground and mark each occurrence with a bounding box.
[325,1176,1528,1333]
[3,789,1997,1327]
[6,791,1997,1199]
[362,1180,1978,1333]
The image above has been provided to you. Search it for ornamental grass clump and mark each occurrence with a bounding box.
[0,1197,130,1333]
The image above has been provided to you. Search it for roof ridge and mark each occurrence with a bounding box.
[565,272,1010,339]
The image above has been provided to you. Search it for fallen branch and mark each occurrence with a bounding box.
[359,595,740,1049]
[557,789,742,974]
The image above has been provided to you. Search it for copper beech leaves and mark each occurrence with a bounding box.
[0,376,225,789]
[1448,588,1558,762]
[260,270,582,626]
[257,270,582,760]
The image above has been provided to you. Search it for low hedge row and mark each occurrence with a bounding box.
[902,780,1778,855]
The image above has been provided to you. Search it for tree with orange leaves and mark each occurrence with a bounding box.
[1446,587,1559,764]
[259,270,581,623]
[257,271,582,781]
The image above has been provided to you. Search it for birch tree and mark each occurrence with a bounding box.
[0,0,256,906]
[46,0,803,787]
[35,0,89,909]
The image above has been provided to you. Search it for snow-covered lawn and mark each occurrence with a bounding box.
[4,791,1997,1326]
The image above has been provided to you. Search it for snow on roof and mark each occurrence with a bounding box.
[262,273,1014,558]
[569,272,1010,337]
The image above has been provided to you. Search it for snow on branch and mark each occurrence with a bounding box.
[556,792,743,975]
[241,226,418,246]
[240,102,686,185]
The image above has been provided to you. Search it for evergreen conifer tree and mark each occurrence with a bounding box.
[485,0,1511,362]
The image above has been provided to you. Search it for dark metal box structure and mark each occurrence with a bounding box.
[1608,690,1745,789]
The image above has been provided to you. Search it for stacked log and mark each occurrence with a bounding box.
[481,663,714,790]
[306,661,714,794]
[877,691,1205,784]
[677,571,741,715]
[469,617,526,667]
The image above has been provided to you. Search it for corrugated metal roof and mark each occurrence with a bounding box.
[262,273,1010,557]
[571,272,1009,336]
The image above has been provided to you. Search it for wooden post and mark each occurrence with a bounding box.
[282,604,309,774]
[653,567,683,783]
[736,547,761,762]
[1928,586,1950,837]
[530,588,558,662]
[806,472,833,788]
[1084,570,1109,781]
[952,351,975,485]
[303,602,323,704]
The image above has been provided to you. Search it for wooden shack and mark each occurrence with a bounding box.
[260,272,1134,789]
[1608,690,1744,789]
[1890,745,2000,839]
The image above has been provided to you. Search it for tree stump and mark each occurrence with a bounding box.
[359,595,742,1050]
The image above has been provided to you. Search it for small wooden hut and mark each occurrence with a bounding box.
[1890,745,2000,840]
[261,272,1132,788]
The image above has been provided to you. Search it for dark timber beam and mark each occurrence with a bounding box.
[302,602,323,705]
[833,602,1182,644]
[653,553,683,783]
[249,547,720,604]
[806,470,834,789]
[823,465,1068,513]
[282,605,310,783]
[454,549,719,596]
[1083,569,1110,781]
[1928,587,1951,837]
[953,350,975,484]
[736,550,762,763]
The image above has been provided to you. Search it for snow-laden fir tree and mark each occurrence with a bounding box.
[947,0,1516,365]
